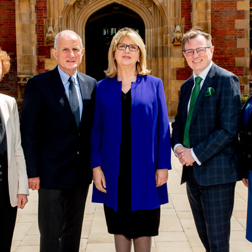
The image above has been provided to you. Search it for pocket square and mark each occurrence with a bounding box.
[205,87,215,97]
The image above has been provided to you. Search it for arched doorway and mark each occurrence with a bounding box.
[85,3,145,81]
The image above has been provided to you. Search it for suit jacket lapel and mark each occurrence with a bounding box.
[190,63,216,126]
[49,67,77,126]
[242,93,252,129]
[78,72,89,128]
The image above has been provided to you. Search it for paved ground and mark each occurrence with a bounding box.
[11,151,251,252]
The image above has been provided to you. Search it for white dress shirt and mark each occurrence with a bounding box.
[174,61,213,165]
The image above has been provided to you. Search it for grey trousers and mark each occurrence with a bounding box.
[38,183,89,252]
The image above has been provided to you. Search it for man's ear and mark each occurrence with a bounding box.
[52,48,58,60]
[81,48,85,57]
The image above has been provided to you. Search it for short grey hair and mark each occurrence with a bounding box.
[54,30,83,51]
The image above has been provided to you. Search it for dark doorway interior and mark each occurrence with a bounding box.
[85,3,145,81]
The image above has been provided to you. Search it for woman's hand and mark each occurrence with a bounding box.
[155,169,168,187]
[17,194,28,209]
[92,166,107,193]
[242,178,248,187]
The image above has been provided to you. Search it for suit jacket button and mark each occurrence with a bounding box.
[77,151,80,155]
[248,132,251,135]
[248,154,251,158]
[0,178,2,182]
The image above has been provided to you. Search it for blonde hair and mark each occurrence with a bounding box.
[181,27,212,51]
[105,27,150,78]
[0,48,10,81]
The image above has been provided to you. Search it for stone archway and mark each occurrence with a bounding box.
[85,3,145,81]
[61,0,173,110]
[33,0,185,115]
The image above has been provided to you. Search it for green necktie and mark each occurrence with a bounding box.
[183,76,202,148]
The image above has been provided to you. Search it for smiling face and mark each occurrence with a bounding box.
[52,33,84,76]
[183,35,214,76]
[114,36,140,70]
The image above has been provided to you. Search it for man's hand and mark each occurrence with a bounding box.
[28,177,40,190]
[242,178,248,187]
[17,194,28,209]
[92,166,107,193]
[155,169,168,187]
[175,146,195,166]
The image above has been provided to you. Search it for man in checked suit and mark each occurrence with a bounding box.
[172,28,241,251]
[20,30,96,252]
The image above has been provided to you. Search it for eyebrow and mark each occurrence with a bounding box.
[62,47,81,50]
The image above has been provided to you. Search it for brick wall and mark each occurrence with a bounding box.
[0,0,18,97]
[36,0,50,74]
[211,0,245,76]
[177,0,245,82]
[177,0,192,81]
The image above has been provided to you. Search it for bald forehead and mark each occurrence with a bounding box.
[58,32,80,43]
[55,31,83,51]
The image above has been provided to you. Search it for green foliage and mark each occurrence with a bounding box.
[241,95,249,106]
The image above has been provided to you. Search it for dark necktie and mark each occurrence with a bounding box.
[68,76,80,127]
[183,76,202,148]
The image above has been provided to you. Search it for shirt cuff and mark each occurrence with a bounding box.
[174,144,183,157]
[191,148,201,165]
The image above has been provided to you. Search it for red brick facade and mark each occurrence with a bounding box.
[177,0,246,82]
[0,0,248,99]
[36,0,50,74]
[0,0,18,97]
[211,0,245,76]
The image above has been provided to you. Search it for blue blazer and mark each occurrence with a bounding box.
[172,63,241,186]
[239,93,252,179]
[91,74,171,212]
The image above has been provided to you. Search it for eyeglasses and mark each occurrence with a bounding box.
[183,47,211,56]
[117,43,139,52]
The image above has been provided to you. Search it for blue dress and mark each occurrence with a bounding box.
[103,90,160,239]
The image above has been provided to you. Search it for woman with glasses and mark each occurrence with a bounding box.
[239,52,252,243]
[0,48,29,251]
[91,27,171,252]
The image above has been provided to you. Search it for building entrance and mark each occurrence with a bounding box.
[85,3,145,81]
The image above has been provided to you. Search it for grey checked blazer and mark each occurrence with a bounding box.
[172,63,241,186]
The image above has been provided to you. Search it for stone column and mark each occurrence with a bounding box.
[15,0,37,105]
[191,0,211,32]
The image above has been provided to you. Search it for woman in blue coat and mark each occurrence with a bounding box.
[240,92,252,242]
[91,27,171,252]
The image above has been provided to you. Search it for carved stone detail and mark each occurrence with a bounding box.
[44,19,58,47]
[17,75,32,108]
[171,25,183,46]
[139,0,153,8]
[76,0,90,7]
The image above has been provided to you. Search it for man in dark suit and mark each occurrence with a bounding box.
[172,28,241,252]
[20,30,96,252]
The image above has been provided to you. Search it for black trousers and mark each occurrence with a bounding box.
[186,166,235,252]
[38,182,89,252]
[0,180,17,252]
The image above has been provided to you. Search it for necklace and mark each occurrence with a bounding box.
[119,76,137,83]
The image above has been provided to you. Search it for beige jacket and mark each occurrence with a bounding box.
[0,94,29,207]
